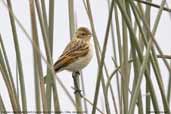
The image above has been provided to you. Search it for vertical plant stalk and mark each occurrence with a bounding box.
[130,10,145,114]
[144,0,151,113]
[105,1,119,113]
[72,72,83,113]
[0,35,17,99]
[128,33,153,114]
[0,33,21,107]
[83,0,113,114]
[41,0,48,34]
[80,72,88,113]
[113,3,122,114]
[0,35,21,113]
[29,0,41,113]
[115,0,149,113]
[29,0,48,113]
[166,1,171,107]
[34,0,52,67]
[0,64,19,114]
[128,0,170,113]
[131,13,145,113]
[132,0,170,112]
[2,1,75,112]
[49,0,55,56]
[68,0,75,38]
[49,0,55,111]
[167,61,171,105]
[130,2,159,113]
[91,0,115,113]
[121,1,129,113]
[132,44,144,114]
[115,0,169,113]
[34,0,61,112]
[6,0,27,113]
[68,0,83,113]
[0,94,6,113]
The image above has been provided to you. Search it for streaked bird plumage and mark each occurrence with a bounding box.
[54,27,93,73]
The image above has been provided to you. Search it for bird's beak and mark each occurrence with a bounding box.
[88,33,92,37]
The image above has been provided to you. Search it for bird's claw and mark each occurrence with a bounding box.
[74,89,81,94]
[74,89,82,97]
[75,71,80,76]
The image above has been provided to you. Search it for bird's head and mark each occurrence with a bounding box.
[75,27,92,40]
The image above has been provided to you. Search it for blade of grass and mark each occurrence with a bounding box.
[144,0,151,112]
[129,2,160,113]
[81,95,104,114]
[166,2,171,104]
[137,1,171,80]
[83,1,115,113]
[0,34,20,110]
[0,49,21,112]
[121,1,129,113]
[131,1,170,112]
[29,0,48,113]
[128,0,170,113]
[115,0,160,113]
[0,35,16,97]
[106,1,121,113]
[128,38,153,114]
[134,0,171,12]
[1,1,76,110]
[6,0,27,112]
[80,72,88,113]
[68,0,75,38]
[40,0,48,35]
[34,0,61,112]
[105,59,133,94]
[129,7,145,114]
[34,0,52,66]
[91,0,115,113]
[0,94,6,114]
[48,0,55,111]
[48,0,55,56]
[132,44,144,114]
[167,61,171,105]
[113,3,122,113]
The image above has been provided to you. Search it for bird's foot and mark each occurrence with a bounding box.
[74,89,82,97]
[75,71,80,76]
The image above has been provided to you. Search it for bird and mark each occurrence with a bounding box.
[52,27,93,95]
[53,27,93,73]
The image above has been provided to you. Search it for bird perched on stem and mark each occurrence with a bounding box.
[51,27,93,94]
[53,27,93,73]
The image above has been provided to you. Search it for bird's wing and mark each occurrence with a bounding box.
[54,39,89,72]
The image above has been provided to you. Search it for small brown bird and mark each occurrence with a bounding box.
[53,27,93,73]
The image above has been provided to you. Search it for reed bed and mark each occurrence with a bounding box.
[0,0,171,114]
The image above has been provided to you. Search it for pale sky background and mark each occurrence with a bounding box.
[0,0,171,113]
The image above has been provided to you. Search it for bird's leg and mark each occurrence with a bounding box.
[75,71,80,75]
[72,71,82,96]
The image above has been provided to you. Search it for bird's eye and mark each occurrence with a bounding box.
[81,33,86,35]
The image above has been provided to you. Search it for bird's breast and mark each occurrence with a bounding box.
[65,43,93,72]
